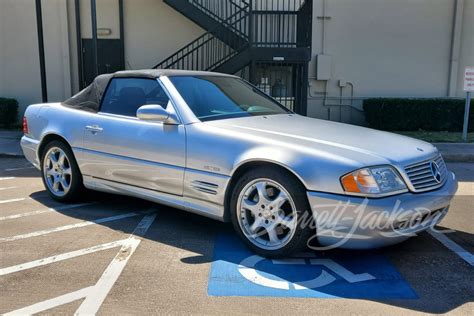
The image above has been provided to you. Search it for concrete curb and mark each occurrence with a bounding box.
[433,143,474,163]
[0,153,24,158]
[441,154,474,163]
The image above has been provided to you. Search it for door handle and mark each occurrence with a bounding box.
[85,125,103,133]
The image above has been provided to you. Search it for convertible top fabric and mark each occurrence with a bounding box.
[62,74,113,112]
[61,69,235,113]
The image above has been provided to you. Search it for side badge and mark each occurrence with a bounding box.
[416,147,424,152]
[204,165,221,172]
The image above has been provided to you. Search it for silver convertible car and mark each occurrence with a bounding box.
[21,70,457,257]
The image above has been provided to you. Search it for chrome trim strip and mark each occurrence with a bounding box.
[79,147,184,171]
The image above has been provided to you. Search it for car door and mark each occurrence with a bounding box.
[81,77,185,196]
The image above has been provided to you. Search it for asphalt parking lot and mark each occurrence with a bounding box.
[0,157,473,314]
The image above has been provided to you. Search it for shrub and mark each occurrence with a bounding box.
[0,97,19,128]
[363,98,474,132]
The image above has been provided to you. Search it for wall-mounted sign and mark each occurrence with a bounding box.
[462,67,473,141]
[464,67,474,92]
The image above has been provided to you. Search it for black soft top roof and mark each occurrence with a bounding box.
[62,69,235,113]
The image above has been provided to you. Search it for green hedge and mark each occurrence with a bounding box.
[363,98,474,132]
[0,98,19,128]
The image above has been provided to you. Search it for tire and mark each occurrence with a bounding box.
[230,167,314,258]
[40,140,84,202]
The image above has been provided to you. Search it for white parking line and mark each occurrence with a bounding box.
[4,287,95,316]
[5,212,157,315]
[428,230,474,266]
[0,239,127,276]
[0,197,30,204]
[4,166,35,171]
[76,213,157,314]
[0,212,140,242]
[0,202,98,221]
[0,177,15,181]
[0,186,17,191]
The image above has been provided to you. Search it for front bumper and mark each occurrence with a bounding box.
[20,135,41,170]
[307,172,458,249]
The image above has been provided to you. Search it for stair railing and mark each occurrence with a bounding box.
[248,0,309,48]
[154,4,250,71]
[188,0,250,38]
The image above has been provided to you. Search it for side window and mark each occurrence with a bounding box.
[100,78,170,117]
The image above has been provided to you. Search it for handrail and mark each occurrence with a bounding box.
[154,4,249,70]
[189,0,250,38]
[155,0,311,70]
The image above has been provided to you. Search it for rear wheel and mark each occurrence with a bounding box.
[230,167,314,258]
[41,140,84,202]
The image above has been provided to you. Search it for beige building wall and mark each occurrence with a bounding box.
[0,0,473,122]
[0,0,204,118]
[458,0,474,96]
[307,0,474,121]
[68,0,204,92]
[0,0,70,116]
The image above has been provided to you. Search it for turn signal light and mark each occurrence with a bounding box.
[341,173,361,193]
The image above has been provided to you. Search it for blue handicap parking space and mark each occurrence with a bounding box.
[208,233,418,299]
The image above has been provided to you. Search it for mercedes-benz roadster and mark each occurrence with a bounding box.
[21,70,457,257]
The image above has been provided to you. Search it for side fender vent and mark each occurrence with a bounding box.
[191,180,218,195]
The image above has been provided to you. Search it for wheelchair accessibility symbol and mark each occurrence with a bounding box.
[238,255,375,290]
[208,233,418,299]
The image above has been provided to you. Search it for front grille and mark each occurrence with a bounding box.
[404,155,448,192]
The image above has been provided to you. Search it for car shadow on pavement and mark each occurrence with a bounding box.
[22,190,473,314]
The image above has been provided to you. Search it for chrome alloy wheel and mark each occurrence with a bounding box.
[237,179,298,250]
[43,147,72,197]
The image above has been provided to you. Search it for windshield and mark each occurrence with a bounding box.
[168,76,291,121]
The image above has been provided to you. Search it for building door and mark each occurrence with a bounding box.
[82,39,124,87]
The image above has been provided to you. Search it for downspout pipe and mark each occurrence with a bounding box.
[448,0,464,97]
[119,0,125,70]
[75,0,83,89]
[35,0,48,102]
[90,0,98,78]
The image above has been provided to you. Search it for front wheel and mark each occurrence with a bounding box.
[41,140,84,202]
[230,167,314,258]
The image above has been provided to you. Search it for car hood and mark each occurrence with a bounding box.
[204,114,438,167]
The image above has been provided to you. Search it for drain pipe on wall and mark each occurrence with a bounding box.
[448,0,464,96]
[320,0,328,109]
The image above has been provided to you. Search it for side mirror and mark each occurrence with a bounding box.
[136,104,179,124]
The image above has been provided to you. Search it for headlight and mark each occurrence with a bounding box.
[341,166,407,196]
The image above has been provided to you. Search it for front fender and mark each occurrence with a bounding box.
[230,145,360,195]
[185,123,361,195]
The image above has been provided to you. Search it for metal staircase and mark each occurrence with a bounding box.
[155,0,312,114]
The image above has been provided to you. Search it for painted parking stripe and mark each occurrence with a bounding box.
[0,212,140,242]
[0,197,30,204]
[4,287,95,316]
[428,230,474,266]
[0,239,127,276]
[0,186,17,191]
[4,166,35,171]
[0,192,49,205]
[5,212,157,315]
[0,177,15,181]
[0,202,97,221]
[76,213,157,314]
